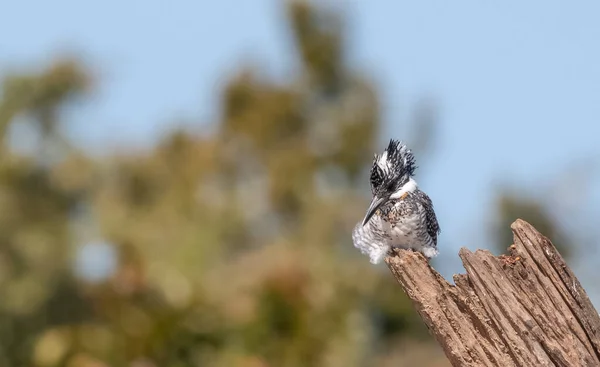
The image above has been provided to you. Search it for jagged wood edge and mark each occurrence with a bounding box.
[384,219,600,367]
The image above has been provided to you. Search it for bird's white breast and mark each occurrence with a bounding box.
[377,208,421,249]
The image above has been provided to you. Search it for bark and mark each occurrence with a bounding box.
[385,219,600,367]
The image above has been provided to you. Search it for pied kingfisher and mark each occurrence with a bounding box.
[352,139,440,264]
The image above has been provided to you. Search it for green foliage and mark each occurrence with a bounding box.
[0,2,450,366]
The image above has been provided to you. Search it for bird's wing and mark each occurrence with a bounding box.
[416,190,441,246]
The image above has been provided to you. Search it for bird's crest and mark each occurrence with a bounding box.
[370,139,417,194]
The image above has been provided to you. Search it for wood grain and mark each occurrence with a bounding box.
[385,219,600,367]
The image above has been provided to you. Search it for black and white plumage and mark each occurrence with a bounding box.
[352,140,440,264]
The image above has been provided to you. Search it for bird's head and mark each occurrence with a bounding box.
[362,139,418,226]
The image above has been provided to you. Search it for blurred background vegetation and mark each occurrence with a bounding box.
[0,1,595,366]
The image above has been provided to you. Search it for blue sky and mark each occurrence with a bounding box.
[2,0,600,291]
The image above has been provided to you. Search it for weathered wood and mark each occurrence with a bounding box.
[385,219,600,367]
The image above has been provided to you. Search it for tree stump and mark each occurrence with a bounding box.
[385,219,600,367]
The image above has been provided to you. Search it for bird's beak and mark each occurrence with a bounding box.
[362,195,387,226]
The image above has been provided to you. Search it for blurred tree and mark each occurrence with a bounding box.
[492,190,571,259]
[0,59,93,365]
[0,1,448,367]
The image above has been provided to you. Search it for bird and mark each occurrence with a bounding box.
[352,139,440,264]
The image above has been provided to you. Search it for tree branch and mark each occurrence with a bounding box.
[385,219,600,367]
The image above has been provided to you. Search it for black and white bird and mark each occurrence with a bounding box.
[352,139,440,264]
